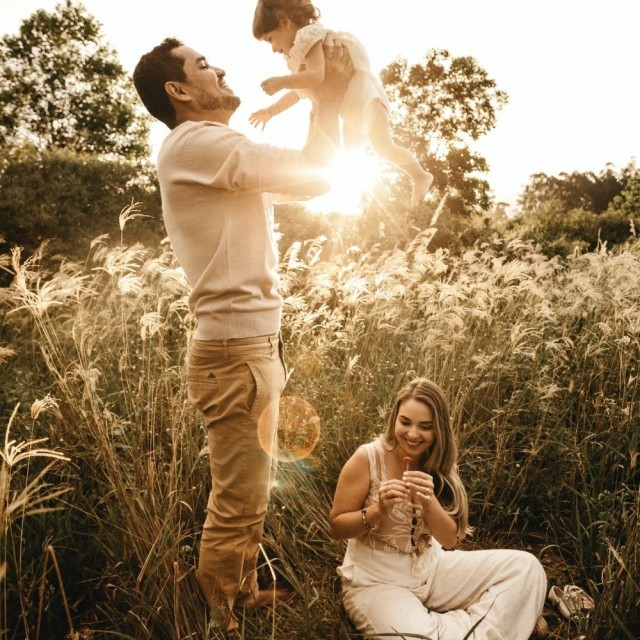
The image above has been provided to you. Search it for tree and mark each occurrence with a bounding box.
[610,171,640,216]
[517,164,636,215]
[507,163,640,257]
[0,0,149,160]
[380,49,508,217]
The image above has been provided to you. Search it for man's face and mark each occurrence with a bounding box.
[174,45,241,113]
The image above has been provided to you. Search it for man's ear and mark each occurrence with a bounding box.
[165,81,191,102]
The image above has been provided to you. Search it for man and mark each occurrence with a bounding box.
[133,37,350,633]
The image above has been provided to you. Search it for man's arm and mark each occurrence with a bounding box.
[302,36,354,166]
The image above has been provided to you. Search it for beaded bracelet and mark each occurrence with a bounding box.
[361,507,377,531]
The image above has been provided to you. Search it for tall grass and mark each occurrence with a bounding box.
[0,217,638,638]
[0,401,70,638]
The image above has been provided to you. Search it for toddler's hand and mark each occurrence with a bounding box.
[261,76,284,96]
[249,108,273,131]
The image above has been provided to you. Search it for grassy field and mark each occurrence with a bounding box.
[1,219,638,639]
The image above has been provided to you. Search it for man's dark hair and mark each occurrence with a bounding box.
[133,37,185,129]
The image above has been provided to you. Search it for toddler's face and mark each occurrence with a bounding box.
[261,19,298,56]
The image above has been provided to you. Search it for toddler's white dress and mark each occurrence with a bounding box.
[287,23,390,144]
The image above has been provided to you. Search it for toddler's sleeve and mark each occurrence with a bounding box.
[289,24,325,67]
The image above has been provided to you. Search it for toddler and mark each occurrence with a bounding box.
[251,0,433,207]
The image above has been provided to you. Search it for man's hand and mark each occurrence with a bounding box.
[302,33,355,166]
[310,33,355,106]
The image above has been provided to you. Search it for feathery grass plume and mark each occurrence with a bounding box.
[118,200,150,233]
[0,402,70,625]
[0,346,16,364]
[1,407,67,534]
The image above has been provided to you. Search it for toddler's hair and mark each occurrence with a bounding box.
[252,0,320,39]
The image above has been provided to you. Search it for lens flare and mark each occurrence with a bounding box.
[258,395,321,462]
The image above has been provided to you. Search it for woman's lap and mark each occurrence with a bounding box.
[342,548,546,640]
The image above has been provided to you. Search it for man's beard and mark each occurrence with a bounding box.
[198,92,241,112]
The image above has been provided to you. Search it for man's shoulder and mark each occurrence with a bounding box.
[167,120,242,141]
[158,120,250,163]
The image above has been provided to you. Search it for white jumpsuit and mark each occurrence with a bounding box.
[338,440,547,639]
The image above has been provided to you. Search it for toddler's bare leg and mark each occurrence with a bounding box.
[367,102,433,207]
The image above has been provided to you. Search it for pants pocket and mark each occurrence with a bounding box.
[187,358,254,424]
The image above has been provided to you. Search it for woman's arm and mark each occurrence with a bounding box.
[328,448,377,539]
[421,494,459,549]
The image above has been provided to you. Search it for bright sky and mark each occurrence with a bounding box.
[3,0,639,208]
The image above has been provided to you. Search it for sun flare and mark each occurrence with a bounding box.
[305,149,386,216]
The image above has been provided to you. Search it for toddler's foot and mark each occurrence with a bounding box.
[411,172,434,208]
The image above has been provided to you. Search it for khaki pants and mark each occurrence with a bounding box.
[187,334,286,623]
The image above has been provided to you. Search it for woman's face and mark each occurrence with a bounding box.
[393,398,435,460]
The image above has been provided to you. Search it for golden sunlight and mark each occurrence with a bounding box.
[305,149,386,216]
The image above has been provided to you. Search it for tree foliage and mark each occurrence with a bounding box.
[517,164,636,215]
[380,49,508,217]
[506,163,640,257]
[0,0,150,159]
[610,172,640,216]
[508,202,638,258]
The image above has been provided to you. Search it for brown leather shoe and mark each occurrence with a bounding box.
[234,587,295,610]
[207,610,239,637]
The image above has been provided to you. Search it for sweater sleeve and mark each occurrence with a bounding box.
[183,122,330,197]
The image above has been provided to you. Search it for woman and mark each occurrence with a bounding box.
[329,378,547,639]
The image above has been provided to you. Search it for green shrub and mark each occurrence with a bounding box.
[0,148,163,268]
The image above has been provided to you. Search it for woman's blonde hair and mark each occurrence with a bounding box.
[382,377,471,538]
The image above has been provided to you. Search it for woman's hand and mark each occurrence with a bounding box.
[404,470,459,548]
[377,479,410,515]
[402,471,435,507]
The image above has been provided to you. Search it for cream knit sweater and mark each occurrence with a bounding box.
[157,120,328,340]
